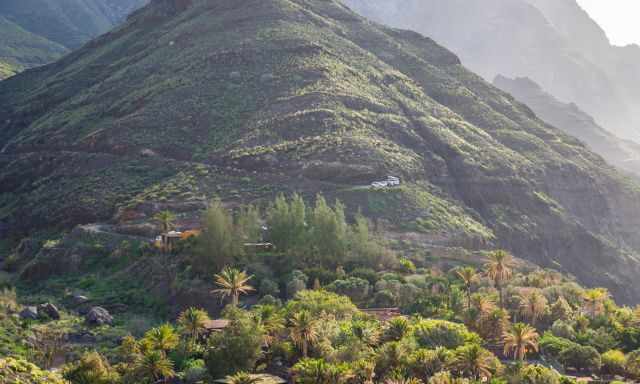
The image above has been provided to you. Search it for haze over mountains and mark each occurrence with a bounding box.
[0,0,147,79]
[494,76,640,179]
[344,0,640,143]
[3,0,640,302]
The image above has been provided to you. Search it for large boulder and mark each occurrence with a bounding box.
[37,303,60,320]
[19,306,38,320]
[85,307,113,326]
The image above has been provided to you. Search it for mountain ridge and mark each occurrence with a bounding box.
[343,0,640,143]
[2,0,640,302]
[0,0,147,79]
[493,75,640,180]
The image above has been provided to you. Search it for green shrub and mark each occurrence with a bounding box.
[539,333,577,360]
[350,268,378,285]
[1,357,67,384]
[205,308,265,378]
[326,277,370,304]
[550,320,575,340]
[558,344,601,371]
[412,319,479,349]
[398,258,417,274]
[286,290,357,319]
[601,350,626,376]
[62,351,120,384]
[519,364,561,384]
[625,349,640,379]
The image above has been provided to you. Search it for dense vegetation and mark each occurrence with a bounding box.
[3,197,640,383]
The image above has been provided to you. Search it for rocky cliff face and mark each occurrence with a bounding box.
[2,0,640,302]
[343,0,640,143]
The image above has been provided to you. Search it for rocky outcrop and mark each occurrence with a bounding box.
[37,303,61,320]
[19,306,38,320]
[85,307,113,326]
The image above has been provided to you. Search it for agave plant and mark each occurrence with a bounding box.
[225,372,262,384]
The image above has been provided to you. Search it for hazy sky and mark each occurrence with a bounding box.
[576,0,640,46]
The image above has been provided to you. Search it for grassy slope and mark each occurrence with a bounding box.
[0,0,146,49]
[1,0,640,301]
[0,16,67,71]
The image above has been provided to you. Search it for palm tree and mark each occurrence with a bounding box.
[177,307,210,346]
[154,210,176,233]
[254,304,285,346]
[485,250,513,309]
[519,291,548,326]
[143,324,179,355]
[292,358,352,384]
[212,267,255,306]
[351,320,380,347]
[583,288,608,318]
[449,344,495,380]
[353,360,376,384]
[468,294,496,333]
[456,267,478,312]
[225,372,261,384]
[290,310,319,358]
[135,350,175,383]
[502,322,539,361]
[383,316,410,342]
[471,295,496,318]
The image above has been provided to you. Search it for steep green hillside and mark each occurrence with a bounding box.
[0,0,147,49]
[0,16,67,77]
[0,0,146,77]
[2,0,640,302]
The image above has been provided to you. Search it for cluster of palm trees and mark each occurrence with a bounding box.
[206,249,618,383]
[454,251,538,360]
[111,308,212,383]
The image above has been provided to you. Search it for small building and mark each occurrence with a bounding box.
[154,231,183,252]
[203,319,230,334]
[371,176,401,189]
[386,176,401,186]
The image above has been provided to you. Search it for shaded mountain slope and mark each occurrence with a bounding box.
[0,0,148,49]
[2,0,640,301]
[343,0,640,142]
[0,16,68,78]
[0,0,146,79]
[494,75,640,179]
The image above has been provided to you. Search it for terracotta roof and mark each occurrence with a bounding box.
[204,319,230,330]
